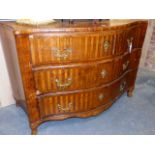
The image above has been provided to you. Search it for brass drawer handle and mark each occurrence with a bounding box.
[57,102,73,112]
[123,61,129,71]
[101,70,107,78]
[127,37,133,52]
[120,81,126,92]
[99,93,104,101]
[55,78,72,90]
[52,47,72,60]
[103,41,110,51]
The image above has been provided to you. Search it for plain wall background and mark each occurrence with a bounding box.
[0,41,15,107]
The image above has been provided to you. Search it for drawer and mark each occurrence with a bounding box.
[114,24,147,55]
[114,30,129,55]
[29,31,127,66]
[113,53,130,79]
[38,86,110,118]
[34,60,113,94]
[127,24,147,49]
[111,74,129,100]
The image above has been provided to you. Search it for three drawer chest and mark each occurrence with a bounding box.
[0,20,147,134]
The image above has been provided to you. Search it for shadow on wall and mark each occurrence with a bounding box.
[0,35,15,107]
[0,22,24,107]
[142,20,155,72]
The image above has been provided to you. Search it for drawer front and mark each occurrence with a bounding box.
[114,30,129,55]
[34,61,113,94]
[113,53,130,79]
[38,86,110,118]
[111,74,129,100]
[127,24,147,49]
[29,31,129,66]
[114,24,147,55]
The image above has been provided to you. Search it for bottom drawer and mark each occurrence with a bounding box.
[38,86,110,118]
[111,74,129,100]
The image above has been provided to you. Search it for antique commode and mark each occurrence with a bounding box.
[0,20,147,134]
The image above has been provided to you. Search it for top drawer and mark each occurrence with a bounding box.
[29,31,129,66]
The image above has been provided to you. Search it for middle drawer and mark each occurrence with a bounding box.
[33,60,113,94]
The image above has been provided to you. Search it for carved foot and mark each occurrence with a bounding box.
[127,88,134,97]
[31,128,37,135]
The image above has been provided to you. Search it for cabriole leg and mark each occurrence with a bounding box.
[31,127,37,135]
[30,123,38,135]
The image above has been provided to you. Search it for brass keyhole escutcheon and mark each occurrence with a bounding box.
[120,81,126,92]
[123,61,129,71]
[101,70,107,78]
[103,40,110,51]
[99,93,104,101]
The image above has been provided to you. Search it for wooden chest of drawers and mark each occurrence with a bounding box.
[0,20,147,134]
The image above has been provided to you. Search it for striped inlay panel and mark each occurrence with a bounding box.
[29,32,117,66]
[128,24,148,49]
[34,60,113,94]
[112,53,130,79]
[38,85,110,118]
